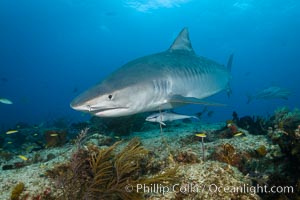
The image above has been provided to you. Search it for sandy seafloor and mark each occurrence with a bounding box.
[0,121,281,200]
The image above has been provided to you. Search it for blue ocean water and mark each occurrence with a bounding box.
[0,0,299,127]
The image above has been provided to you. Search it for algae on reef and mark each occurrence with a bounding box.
[46,137,178,200]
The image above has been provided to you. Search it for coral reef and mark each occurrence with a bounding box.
[2,110,300,199]
[2,162,26,170]
[171,162,260,200]
[255,145,267,157]
[226,120,237,131]
[271,107,300,135]
[233,112,267,135]
[268,107,300,160]
[255,107,300,199]
[10,182,24,200]
[175,149,199,164]
[210,143,251,172]
[44,129,67,147]
[46,137,178,200]
[0,151,13,161]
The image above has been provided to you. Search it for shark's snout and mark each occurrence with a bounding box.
[70,96,131,117]
[70,102,89,112]
[70,97,90,112]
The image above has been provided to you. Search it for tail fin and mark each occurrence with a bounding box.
[226,54,234,97]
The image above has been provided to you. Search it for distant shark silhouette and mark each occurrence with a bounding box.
[247,86,291,104]
[71,28,233,117]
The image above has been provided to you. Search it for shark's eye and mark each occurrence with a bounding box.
[108,94,113,100]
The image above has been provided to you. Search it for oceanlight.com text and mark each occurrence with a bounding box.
[124,183,294,195]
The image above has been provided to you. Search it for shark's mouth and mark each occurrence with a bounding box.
[89,106,129,114]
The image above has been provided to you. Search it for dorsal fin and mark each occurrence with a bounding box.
[169,27,194,53]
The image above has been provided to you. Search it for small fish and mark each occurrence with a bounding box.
[114,136,120,139]
[50,134,58,137]
[146,111,199,126]
[195,133,207,137]
[18,155,28,161]
[0,98,13,105]
[6,130,18,134]
[33,133,38,136]
[234,132,243,137]
[7,141,13,144]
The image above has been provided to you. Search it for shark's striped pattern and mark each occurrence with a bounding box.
[71,28,232,117]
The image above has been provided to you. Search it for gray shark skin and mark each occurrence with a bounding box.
[71,28,232,117]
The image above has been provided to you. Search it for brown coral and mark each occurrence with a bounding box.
[255,145,267,157]
[175,149,199,164]
[10,182,24,200]
[47,137,178,200]
[210,143,250,172]
[44,129,67,147]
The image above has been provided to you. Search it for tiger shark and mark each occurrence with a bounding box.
[71,28,233,117]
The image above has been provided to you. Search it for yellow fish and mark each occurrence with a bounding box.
[195,133,207,137]
[18,155,28,161]
[234,132,243,137]
[6,130,18,134]
[50,134,58,137]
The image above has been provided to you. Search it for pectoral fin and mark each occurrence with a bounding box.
[192,116,200,121]
[169,95,226,106]
[159,121,166,126]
